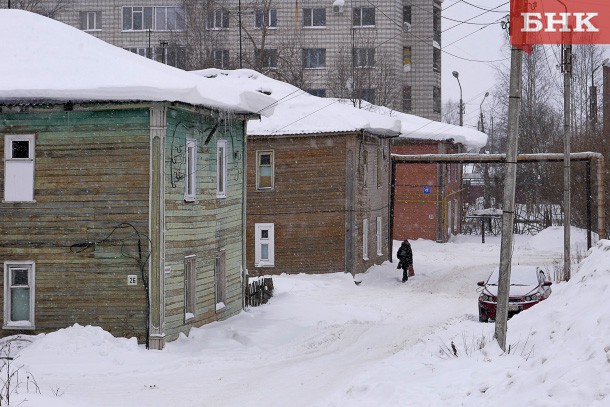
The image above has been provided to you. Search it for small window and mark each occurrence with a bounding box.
[353,48,375,68]
[302,48,326,69]
[403,47,412,72]
[255,49,278,68]
[217,140,227,198]
[184,256,196,321]
[212,49,230,69]
[353,7,375,27]
[207,9,229,29]
[4,134,35,202]
[255,223,275,267]
[215,251,226,310]
[363,219,369,260]
[255,9,277,28]
[3,262,35,329]
[303,8,326,27]
[184,139,197,202]
[80,11,102,31]
[376,217,383,256]
[256,151,274,190]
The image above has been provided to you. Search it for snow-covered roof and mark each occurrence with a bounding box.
[0,10,275,116]
[192,69,487,151]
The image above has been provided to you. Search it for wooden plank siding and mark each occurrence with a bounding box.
[246,132,392,276]
[162,108,246,342]
[0,107,151,342]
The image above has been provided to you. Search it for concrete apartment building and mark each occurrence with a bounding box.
[21,0,442,120]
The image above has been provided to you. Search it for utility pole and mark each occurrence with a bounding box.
[495,45,523,352]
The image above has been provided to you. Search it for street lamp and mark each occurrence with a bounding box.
[452,71,464,127]
[479,92,490,133]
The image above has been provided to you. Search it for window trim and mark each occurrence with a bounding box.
[255,223,275,267]
[216,140,228,198]
[3,261,35,330]
[184,255,196,322]
[4,134,35,203]
[184,138,197,202]
[256,150,274,190]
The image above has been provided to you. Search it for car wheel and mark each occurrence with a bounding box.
[479,315,488,323]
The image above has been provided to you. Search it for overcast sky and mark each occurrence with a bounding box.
[441,0,510,128]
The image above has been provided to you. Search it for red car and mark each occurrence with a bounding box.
[477,266,552,322]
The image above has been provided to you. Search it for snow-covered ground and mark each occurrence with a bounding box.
[3,227,608,406]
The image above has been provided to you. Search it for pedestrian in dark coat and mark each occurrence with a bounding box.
[396,239,413,282]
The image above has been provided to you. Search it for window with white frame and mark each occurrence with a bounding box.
[217,140,227,198]
[353,48,375,68]
[256,151,274,190]
[376,216,383,256]
[302,48,326,69]
[362,219,369,260]
[215,251,226,310]
[255,8,277,28]
[207,9,229,29]
[255,223,275,267]
[303,7,326,27]
[353,7,375,27]
[3,261,35,329]
[4,134,35,202]
[184,139,197,202]
[184,256,196,321]
[80,11,101,31]
[122,6,185,31]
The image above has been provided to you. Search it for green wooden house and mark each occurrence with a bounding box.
[0,10,275,349]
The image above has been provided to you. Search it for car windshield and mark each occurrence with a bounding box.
[485,267,540,287]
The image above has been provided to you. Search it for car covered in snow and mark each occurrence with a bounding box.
[477,266,552,322]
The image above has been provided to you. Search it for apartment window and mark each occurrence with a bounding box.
[353,7,375,27]
[356,88,376,104]
[361,149,368,187]
[302,48,326,69]
[303,8,326,27]
[433,86,441,113]
[255,9,277,28]
[353,48,375,68]
[255,223,275,267]
[306,89,326,97]
[256,151,274,189]
[255,49,278,68]
[4,134,35,202]
[376,149,383,188]
[215,251,226,310]
[217,140,227,198]
[184,139,197,202]
[433,46,441,73]
[80,11,101,31]
[155,7,186,31]
[212,49,230,69]
[207,9,229,29]
[362,219,369,260]
[403,47,412,72]
[376,217,383,256]
[402,85,412,112]
[3,261,35,329]
[184,256,196,321]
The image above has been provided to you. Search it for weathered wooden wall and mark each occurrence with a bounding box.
[0,106,150,341]
[162,108,246,342]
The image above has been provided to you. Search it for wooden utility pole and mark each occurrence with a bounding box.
[495,46,523,351]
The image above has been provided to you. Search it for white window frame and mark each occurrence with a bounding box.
[216,140,228,198]
[184,139,197,202]
[3,261,35,330]
[256,151,274,190]
[255,223,275,267]
[4,134,35,202]
[362,219,369,260]
[184,255,196,322]
[215,251,227,311]
[376,216,383,256]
